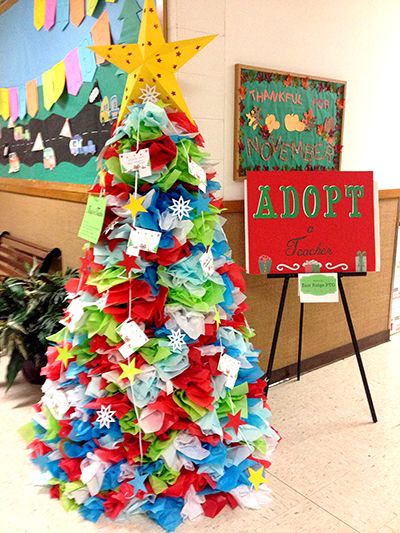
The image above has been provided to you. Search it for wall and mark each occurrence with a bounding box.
[169,0,400,199]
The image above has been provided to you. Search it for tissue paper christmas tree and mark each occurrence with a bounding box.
[24,2,279,531]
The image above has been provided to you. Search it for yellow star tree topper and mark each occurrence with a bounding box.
[90,0,216,124]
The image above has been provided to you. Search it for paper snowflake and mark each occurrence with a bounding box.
[96,404,116,429]
[139,84,160,104]
[168,196,193,221]
[168,328,186,352]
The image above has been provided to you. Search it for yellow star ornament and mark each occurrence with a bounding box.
[124,194,147,219]
[56,345,76,368]
[248,466,268,491]
[119,358,142,382]
[89,0,216,124]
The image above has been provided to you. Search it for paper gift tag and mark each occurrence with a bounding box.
[119,148,152,178]
[117,319,149,358]
[127,226,161,256]
[188,157,207,192]
[78,195,107,244]
[218,353,241,389]
[200,248,215,276]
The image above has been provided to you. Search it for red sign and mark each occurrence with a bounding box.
[245,171,380,275]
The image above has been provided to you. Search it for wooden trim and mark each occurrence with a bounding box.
[0,0,17,15]
[233,64,347,181]
[270,329,390,385]
[1,179,399,209]
[162,0,168,40]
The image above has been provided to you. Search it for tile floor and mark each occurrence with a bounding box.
[1,334,399,533]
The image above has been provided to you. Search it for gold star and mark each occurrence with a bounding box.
[248,466,268,491]
[89,0,216,124]
[119,358,142,382]
[124,194,147,219]
[56,345,75,368]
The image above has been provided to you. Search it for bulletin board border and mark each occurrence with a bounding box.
[233,64,347,181]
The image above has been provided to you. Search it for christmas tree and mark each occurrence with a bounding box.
[24,1,279,531]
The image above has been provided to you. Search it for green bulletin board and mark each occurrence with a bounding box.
[234,64,346,180]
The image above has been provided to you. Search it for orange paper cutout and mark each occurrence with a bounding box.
[26,80,39,118]
[70,0,85,27]
[91,11,111,64]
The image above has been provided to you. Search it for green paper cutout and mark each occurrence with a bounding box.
[78,195,107,244]
[300,274,337,296]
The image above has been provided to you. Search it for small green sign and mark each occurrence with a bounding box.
[299,273,339,303]
[78,194,107,244]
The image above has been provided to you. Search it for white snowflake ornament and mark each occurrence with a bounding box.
[139,84,160,104]
[96,404,116,429]
[168,196,193,221]
[168,328,186,352]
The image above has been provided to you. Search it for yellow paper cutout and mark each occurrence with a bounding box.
[124,194,148,219]
[119,358,142,382]
[87,0,99,16]
[91,11,111,64]
[0,88,10,120]
[90,0,216,124]
[52,61,66,102]
[56,345,75,368]
[34,0,46,31]
[265,114,280,132]
[26,80,39,118]
[248,466,268,491]
[42,69,55,111]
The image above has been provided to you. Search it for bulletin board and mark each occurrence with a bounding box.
[234,64,346,181]
[0,0,167,200]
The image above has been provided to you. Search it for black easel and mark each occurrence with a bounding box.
[264,272,378,423]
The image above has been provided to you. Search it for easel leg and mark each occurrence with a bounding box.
[297,302,304,381]
[338,276,378,423]
[265,276,290,394]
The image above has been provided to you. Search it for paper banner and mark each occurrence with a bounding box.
[34,0,46,30]
[26,80,39,117]
[0,88,10,120]
[18,86,27,119]
[91,11,111,64]
[65,49,83,95]
[44,0,57,30]
[70,0,85,27]
[42,69,56,110]
[86,0,99,16]
[56,0,70,30]
[52,60,66,101]
[79,38,97,82]
[9,87,19,121]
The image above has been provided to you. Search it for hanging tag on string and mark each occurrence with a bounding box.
[117,319,149,359]
[218,353,241,389]
[188,157,207,192]
[200,248,215,276]
[127,226,161,256]
[78,195,107,244]
[119,148,152,178]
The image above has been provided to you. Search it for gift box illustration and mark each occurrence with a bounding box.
[355,250,367,272]
[303,259,322,273]
[258,254,272,274]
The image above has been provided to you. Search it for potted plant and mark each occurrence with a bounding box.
[0,264,76,389]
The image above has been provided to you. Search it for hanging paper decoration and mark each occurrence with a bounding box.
[25,2,279,531]
[42,69,56,111]
[9,88,19,122]
[86,0,99,16]
[70,0,85,27]
[0,88,10,120]
[64,49,83,96]
[18,86,27,120]
[90,11,111,64]
[25,80,39,118]
[33,0,46,30]
[44,0,57,30]
[52,60,66,101]
[56,0,70,30]
[78,38,97,82]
